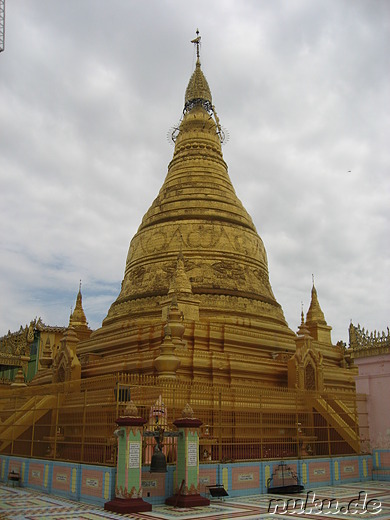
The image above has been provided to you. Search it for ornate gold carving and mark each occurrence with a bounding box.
[349,322,390,358]
[168,255,192,296]
[52,326,81,383]
[0,324,32,357]
[27,322,35,343]
[0,322,34,373]
[304,362,316,390]
[128,223,266,260]
[185,59,212,105]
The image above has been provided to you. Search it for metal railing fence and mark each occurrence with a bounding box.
[0,374,367,466]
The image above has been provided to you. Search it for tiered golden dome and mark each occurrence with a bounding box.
[104,54,289,332]
[79,37,300,384]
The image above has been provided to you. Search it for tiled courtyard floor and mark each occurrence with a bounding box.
[0,481,389,519]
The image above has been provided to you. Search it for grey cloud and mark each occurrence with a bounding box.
[1,0,389,344]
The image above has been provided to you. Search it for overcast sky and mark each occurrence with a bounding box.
[1,0,389,345]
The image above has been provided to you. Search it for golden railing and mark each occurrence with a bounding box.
[0,374,367,466]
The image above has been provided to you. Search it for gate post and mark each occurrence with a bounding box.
[166,404,210,507]
[104,401,152,514]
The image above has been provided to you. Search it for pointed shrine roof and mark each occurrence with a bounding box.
[70,285,89,329]
[306,284,327,326]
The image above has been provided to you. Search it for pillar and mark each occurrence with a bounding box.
[104,402,152,514]
[166,404,210,507]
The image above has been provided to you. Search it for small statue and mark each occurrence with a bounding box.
[181,403,194,418]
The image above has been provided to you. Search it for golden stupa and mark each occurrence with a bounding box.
[77,46,296,384]
[73,36,353,395]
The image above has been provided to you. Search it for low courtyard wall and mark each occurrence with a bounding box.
[0,452,386,507]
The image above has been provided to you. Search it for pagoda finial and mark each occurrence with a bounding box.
[79,279,82,293]
[184,29,213,112]
[191,29,201,60]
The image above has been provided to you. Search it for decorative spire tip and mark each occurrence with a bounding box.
[191,29,201,60]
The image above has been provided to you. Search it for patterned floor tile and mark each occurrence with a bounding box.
[1,481,390,519]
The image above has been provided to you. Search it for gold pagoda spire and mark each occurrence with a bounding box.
[306,282,327,326]
[297,304,311,337]
[70,282,88,329]
[185,30,212,108]
[68,283,92,341]
[304,280,332,344]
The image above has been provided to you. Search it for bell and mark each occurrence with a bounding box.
[150,447,167,473]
